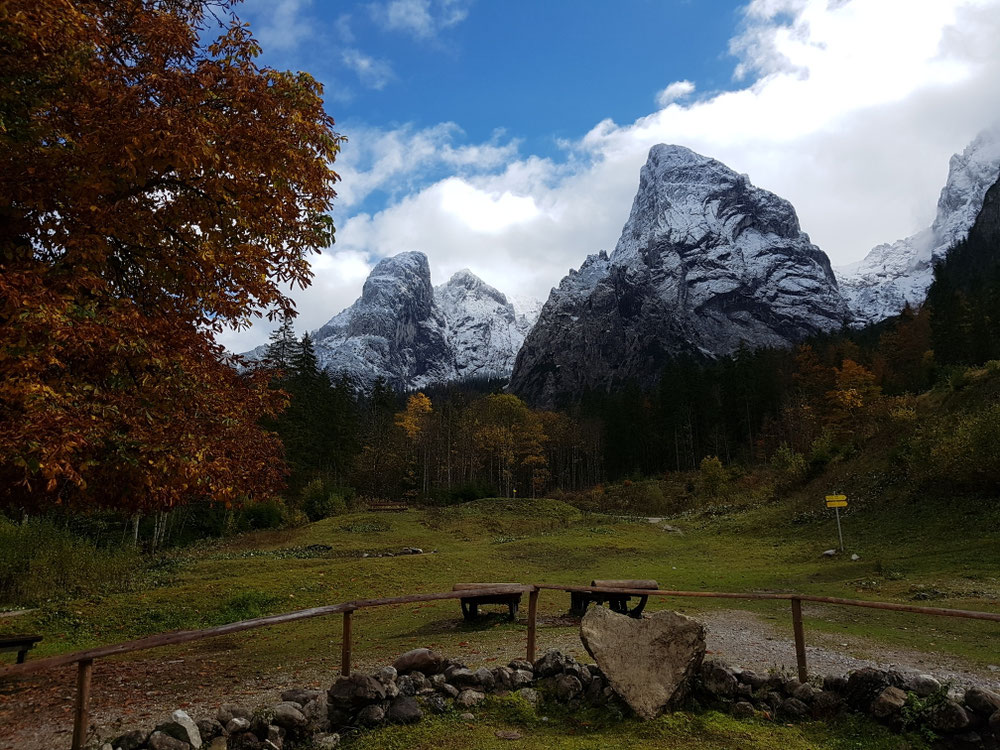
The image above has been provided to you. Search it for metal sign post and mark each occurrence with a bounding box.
[825,495,848,551]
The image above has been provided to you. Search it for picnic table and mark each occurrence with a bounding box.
[569,579,658,619]
[0,634,43,664]
[453,583,523,621]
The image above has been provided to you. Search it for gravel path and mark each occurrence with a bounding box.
[700,608,1000,692]
[2,607,998,750]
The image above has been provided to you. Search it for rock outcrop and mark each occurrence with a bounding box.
[510,144,848,406]
[579,605,706,720]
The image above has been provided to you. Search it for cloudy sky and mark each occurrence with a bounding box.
[221,0,1000,351]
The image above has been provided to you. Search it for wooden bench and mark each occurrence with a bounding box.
[0,635,43,664]
[453,583,523,621]
[569,579,658,619]
[365,500,408,512]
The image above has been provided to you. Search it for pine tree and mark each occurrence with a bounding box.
[266,314,298,371]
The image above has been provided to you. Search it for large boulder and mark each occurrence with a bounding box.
[156,710,202,748]
[393,648,445,675]
[964,687,1000,717]
[579,606,706,720]
[328,674,387,709]
[386,696,423,724]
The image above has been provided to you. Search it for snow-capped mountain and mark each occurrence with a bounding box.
[433,268,535,382]
[837,126,1000,325]
[304,252,538,390]
[509,144,849,406]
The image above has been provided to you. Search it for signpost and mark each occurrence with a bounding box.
[825,494,847,551]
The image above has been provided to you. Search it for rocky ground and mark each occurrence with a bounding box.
[2,608,998,750]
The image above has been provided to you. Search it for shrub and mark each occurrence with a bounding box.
[237,498,289,530]
[908,402,1000,489]
[0,516,144,606]
[770,442,807,483]
[300,479,349,521]
[698,456,726,497]
[428,481,498,506]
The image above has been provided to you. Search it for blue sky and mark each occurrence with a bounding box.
[223,0,1000,351]
[243,1,743,160]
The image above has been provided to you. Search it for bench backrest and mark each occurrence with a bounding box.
[590,579,658,590]
[452,583,521,592]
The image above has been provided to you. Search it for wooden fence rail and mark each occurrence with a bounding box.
[2,583,998,750]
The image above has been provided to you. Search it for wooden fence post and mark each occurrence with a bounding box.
[71,658,93,750]
[791,598,808,682]
[526,587,539,663]
[341,609,353,677]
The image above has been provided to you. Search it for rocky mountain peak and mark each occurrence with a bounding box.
[438,268,510,308]
[509,144,847,406]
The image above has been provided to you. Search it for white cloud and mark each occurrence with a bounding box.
[333,123,519,208]
[368,0,472,40]
[341,49,394,90]
[227,0,1000,352]
[655,80,696,107]
[243,0,315,51]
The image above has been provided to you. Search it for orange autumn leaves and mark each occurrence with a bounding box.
[0,0,343,511]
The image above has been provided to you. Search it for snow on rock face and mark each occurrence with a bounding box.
[509,144,848,407]
[309,253,540,391]
[434,269,536,381]
[837,126,1000,325]
[314,251,454,390]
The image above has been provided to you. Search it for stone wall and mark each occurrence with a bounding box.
[95,649,1000,750]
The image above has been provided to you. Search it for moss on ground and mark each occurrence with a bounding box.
[342,699,929,750]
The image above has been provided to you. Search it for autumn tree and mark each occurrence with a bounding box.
[0,0,344,512]
[396,392,433,496]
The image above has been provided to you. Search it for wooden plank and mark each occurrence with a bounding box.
[791,598,808,683]
[534,585,1000,622]
[71,659,92,750]
[526,588,539,663]
[591,579,658,590]
[453,583,521,591]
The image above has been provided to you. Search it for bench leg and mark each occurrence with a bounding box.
[609,596,628,614]
[569,592,588,617]
[460,600,479,620]
[508,600,518,621]
[16,648,27,664]
[629,595,649,619]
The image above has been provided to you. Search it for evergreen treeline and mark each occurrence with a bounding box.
[262,316,360,494]
[927,178,1000,366]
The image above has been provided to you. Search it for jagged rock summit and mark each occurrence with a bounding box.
[308,252,538,390]
[837,125,1000,325]
[509,144,848,406]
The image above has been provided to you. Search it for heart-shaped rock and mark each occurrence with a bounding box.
[580,606,705,719]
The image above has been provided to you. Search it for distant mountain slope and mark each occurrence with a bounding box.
[836,126,1000,325]
[509,144,848,406]
[253,252,539,390]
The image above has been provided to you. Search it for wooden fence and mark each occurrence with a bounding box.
[2,583,999,750]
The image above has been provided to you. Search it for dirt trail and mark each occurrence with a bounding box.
[2,608,997,750]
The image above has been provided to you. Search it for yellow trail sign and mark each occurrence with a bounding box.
[825,494,847,508]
